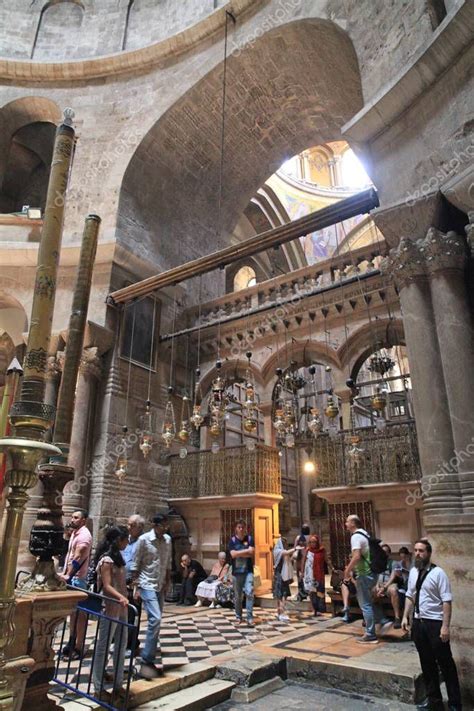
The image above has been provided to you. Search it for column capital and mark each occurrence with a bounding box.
[46,353,63,380]
[79,346,102,380]
[421,228,467,274]
[382,237,426,290]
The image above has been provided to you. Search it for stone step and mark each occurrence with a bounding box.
[231,675,285,703]
[135,678,235,710]
[288,655,424,705]
[215,650,287,688]
[128,662,216,708]
[254,594,312,612]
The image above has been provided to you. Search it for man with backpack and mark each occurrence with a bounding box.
[402,539,462,711]
[343,514,388,644]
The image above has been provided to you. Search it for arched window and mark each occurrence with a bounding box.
[0,122,56,215]
[32,1,85,60]
[233,266,257,292]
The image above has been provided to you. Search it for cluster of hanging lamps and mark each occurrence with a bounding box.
[242,352,258,434]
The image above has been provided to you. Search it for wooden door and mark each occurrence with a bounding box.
[253,507,273,584]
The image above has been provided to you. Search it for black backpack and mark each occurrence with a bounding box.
[359,532,388,575]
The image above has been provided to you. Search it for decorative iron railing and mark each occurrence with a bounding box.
[169,444,281,498]
[312,420,420,488]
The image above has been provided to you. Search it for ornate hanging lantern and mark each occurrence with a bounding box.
[139,400,155,459]
[273,407,286,435]
[242,351,259,434]
[190,368,204,430]
[114,426,129,481]
[325,395,339,419]
[347,434,365,466]
[307,407,323,436]
[371,386,386,413]
[178,395,191,443]
[208,360,227,438]
[162,386,176,448]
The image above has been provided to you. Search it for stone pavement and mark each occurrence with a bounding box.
[211,679,416,710]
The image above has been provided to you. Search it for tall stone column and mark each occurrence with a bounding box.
[63,347,102,516]
[423,228,474,513]
[387,238,462,518]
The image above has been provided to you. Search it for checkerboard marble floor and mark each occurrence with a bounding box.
[51,605,323,699]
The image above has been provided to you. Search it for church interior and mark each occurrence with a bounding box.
[0,1,472,709]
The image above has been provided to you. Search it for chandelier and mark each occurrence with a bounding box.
[367,350,395,376]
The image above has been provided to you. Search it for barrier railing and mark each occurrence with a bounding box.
[52,587,139,711]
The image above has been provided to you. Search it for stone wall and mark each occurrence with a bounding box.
[0,0,226,60]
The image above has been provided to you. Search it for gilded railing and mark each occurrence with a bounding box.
[313,421,421,488]
[169,444,281,498]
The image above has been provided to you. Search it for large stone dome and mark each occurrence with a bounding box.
[0,0,227,61]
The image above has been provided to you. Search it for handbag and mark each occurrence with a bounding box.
[281,557,294,583]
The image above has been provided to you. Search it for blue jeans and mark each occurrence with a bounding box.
[233,572,254,622]
[139,588,164,664]
[355,573,382,637]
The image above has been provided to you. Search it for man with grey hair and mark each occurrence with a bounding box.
[123,514,145,653]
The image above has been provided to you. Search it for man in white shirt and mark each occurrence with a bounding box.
[130,514,172,679]
[344,514,387,644]
[402,539,462,711]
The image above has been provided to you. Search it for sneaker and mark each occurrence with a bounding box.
[356,635,379,644]
[278,614,290,622]
[234,618,242,626]
[246,619,255,628]
[139,662,163,680]
[393,618,402,629]
[209,602,216,609]
[342,609,351,624]
[194,600,202,607]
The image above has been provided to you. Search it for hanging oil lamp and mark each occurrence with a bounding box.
[347,434,365,466]
[178,395,191,443]
[243,351,258,433]
[208,359,226,438]
[162,386,176,448]
[190,368,204,430]
[307,407,323,436]
[139,400,155,459]
[325,395,339,419]
[371,385,386,413]
[115,425,129,481]
[273,407,286,435]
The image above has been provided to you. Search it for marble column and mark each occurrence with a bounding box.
[63,347,101,516]
[386,238,462,518]
[422,228,474,513]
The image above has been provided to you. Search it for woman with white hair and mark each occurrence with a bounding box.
[195,552,230,608]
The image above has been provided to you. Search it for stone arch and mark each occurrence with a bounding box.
[117,18,363,294]
[337,318,405,380]
[32,1,85,61]
[261,338,341,390]
[0,97,60,197]
[199,358,264,399]
[225,259,266,293]
[0,292,28,347]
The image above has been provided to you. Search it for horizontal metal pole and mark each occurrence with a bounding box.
[109,187,379,304]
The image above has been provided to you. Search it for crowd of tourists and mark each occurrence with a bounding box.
[59,509,462,710]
